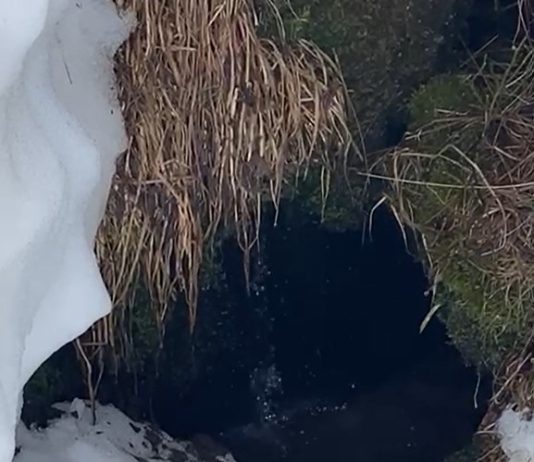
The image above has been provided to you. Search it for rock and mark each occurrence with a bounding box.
[273,0,473,150]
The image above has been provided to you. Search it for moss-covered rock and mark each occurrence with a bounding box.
[408,75,478,128]
[383,67,534,370]
[256,0,477,231]
[269,0,472,150]
[282,166,365,231]
[391,75,500,367]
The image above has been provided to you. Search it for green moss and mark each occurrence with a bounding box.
[434,256,524,369]
[408,75,478,128]
[129,290,161,369]
[259,0,477,232]
[23,347,84,426]
[396,73,528,369]
[259,0,477,229]
[286,166,365,231]
[23,364,64,426]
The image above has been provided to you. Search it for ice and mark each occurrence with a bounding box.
[0,0,132,460]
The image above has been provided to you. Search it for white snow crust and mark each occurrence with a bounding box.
[497,408,534,461]
[0,0,132,460]
[14,399,236,462]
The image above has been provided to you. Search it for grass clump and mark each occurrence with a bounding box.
[365,41,534,460]
[369,42,534,372]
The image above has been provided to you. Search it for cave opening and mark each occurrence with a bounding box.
[146,204,492,462]
[21,203,492,462]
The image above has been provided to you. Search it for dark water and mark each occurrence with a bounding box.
[151,205,491,461]
[222,348,490,462]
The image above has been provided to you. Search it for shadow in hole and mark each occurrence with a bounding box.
[219,206,492,461]
[262,205,451,400]
[222,348,491,462]
[148,205,492,462]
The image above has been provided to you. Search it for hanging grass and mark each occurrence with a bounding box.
[76,0,352,392]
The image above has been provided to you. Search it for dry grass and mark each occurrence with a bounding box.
[78,0,351,382]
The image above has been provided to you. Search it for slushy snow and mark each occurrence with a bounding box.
[14,399,237,462]
[0,0,132,460]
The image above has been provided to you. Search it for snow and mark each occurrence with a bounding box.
[14,399,237,462]
[497,408,534,461]
[0,0,132,460]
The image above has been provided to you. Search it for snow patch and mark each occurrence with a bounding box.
[14,400,237,462]
[0,0,133,460]
[497,408,534,461]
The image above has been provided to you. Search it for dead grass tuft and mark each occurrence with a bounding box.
[79,0,351,380]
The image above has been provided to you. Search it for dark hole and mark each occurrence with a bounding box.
[151,204,492,462]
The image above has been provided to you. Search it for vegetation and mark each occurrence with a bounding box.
[23,347,84,427]
[91,0,477,380]
[268,0,472,149]
[370,40,534,382]
[82,0,472,405]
